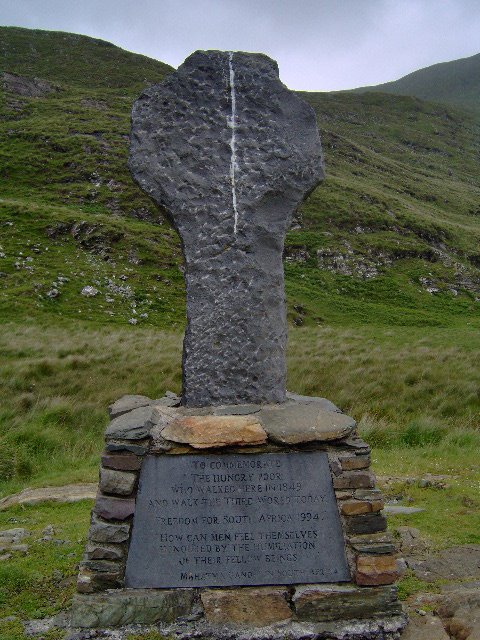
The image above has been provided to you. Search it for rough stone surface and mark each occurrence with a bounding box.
[161,415,267,448]
[340,454,371,470]
[129,50,324,406]
[108,395,152,419]
[105,442,149,455]
[201,587,292,626]
[437,588,480,640]
[401,615,449,640]
[23,618,56,636]
[156,395,181,408]
[349,532,397,555]
[151,405,180,423]
[260,403,356,444]
[285,392,340,412]
[93,494,135,520]
[345,513,388,535]
[63,607,407,638]
[70,589,196,627]
[395,526,429,556]
[335,490,354,500]
[101,453,142,471]
[409,545,480,582]
[1,71,55,97]
[85,543,125,561]
[292,584,402,622]
[343,437,371,452]
[76,565,123,593]
[105,406,155,441]
[340,499,383,516]
[0,528,28,541]
[88,515,130,543]
[355,489,383,500]
[333,470,376,490]
[99,468,137,496]
[81,558,124,574]
[355,555,399,586]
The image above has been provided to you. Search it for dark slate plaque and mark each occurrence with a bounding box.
[125,452,350,588]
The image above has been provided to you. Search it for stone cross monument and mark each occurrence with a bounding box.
[129,50,324,406]
[72,51,405,638]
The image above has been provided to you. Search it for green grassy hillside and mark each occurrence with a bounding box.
[1,27,479,330]
[353,52,480,114]
[0,26,173,88]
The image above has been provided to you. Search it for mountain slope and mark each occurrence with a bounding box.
[1,27,480,330]
[0,26,173,88]
[353,52,480,114]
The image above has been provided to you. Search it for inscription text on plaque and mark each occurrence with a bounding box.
[125,451,350,588]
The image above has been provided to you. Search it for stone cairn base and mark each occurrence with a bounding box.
[67,392,407,639]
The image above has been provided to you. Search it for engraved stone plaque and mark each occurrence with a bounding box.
[125,452,350,588]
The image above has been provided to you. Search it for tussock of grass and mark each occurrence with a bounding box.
[396,572,439,601]
[0,323,182,494]
[287,325,480,438]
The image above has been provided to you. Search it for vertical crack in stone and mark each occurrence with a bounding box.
[228,51,239,235]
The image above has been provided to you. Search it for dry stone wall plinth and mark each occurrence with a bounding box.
[129,50,324,406]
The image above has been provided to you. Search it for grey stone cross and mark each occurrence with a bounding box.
[129,50,324,407]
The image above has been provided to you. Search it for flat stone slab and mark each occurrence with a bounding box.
[161,415,267,448]
[60,608,406,640]
[70,589,196,627]
[285,392,340,413]
[125,451,350,588]
[109,394,181,419]
[201,587,292,626]
[93,494,135,520]
[0,484,97,510]
[108,394,153,419]
[260,404,356,444]
[293,584,402,622]
[384,505,424,515]
[88,515,130,544]
[105,405,156,441]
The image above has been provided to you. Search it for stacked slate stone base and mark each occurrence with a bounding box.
[68,392,407,639]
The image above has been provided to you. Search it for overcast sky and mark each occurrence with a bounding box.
[1,0,479,91]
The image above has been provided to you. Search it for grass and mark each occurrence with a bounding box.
[396,573,438,601]
[0,501,89,640]
[0,321,478,636]
[0,323,182,495]
[377,448,480,547]
[1,321,479,495]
